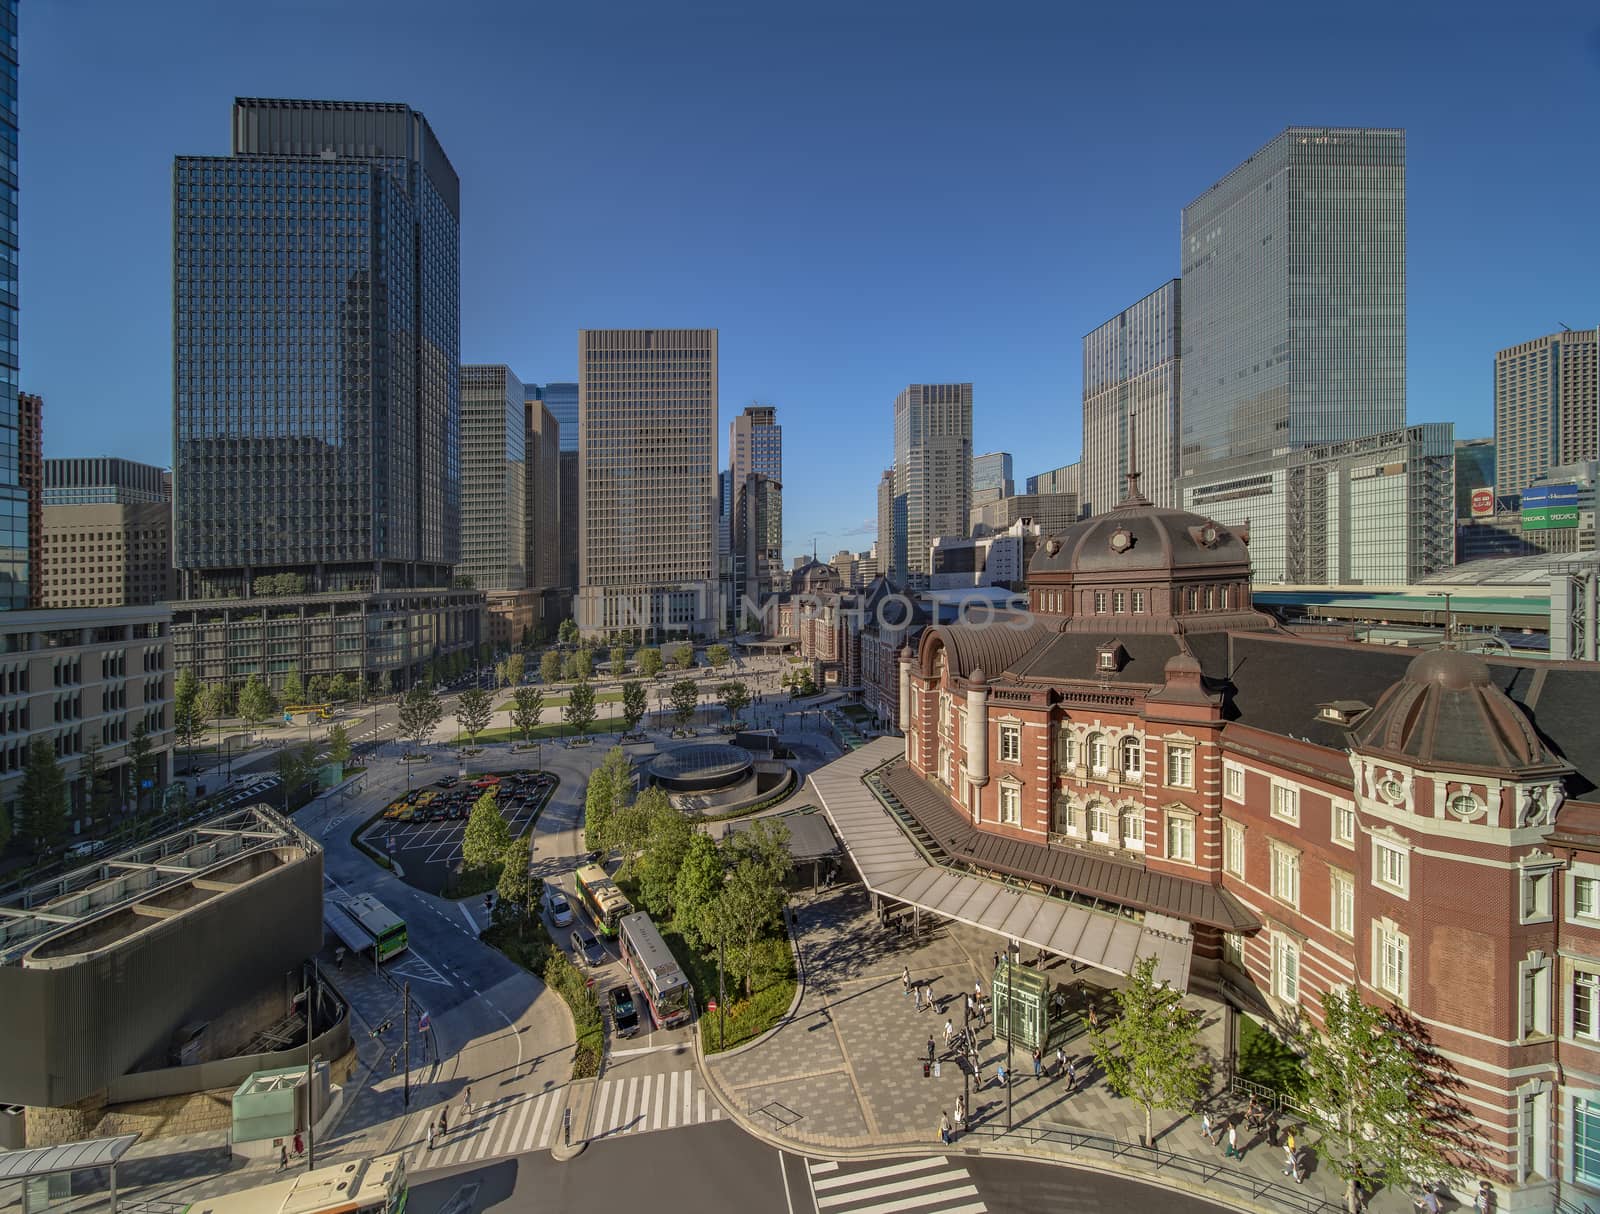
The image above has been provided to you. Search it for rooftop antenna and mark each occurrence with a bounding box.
[1123,403,1148,505]
[1558,321,1573,333]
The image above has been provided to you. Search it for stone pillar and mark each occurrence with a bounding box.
[966,670,989,787]
[898,648,914,760]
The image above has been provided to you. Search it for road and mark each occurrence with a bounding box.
[407,1120,1234,1214]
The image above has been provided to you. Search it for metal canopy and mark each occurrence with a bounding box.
[0,1133,139,1182]
[813,737,1193,991]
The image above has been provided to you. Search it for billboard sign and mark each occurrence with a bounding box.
[1470,487,1494,517]
[1522,482,1581,530]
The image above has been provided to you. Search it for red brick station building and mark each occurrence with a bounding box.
[888,477,1600,1209]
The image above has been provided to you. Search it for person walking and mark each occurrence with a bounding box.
[939,1111,951,1146]
[964,993,973,1026]
[926,1036,936,1068]
[464,1086,473,1115]
[1202,1110,1219,1146]
[902,965,912,997]
[994,1060,1007,1089]
[1224,1121,1241,1160]
[1282,1128,1297,1178]
[1055,1044,1067,1077]
[293,1132,304,1159]
[1474,1181,1493,1214]
[1032,1047,1042,1078]
[944,1018,955,1046]
[1066,1056,1077,1092]
[954,1094,966,1133]
[439,1108,448,1137]
[279,1142,289,1171]
[427,1120,436,1151]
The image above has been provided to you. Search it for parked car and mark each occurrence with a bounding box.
[569,929,606,968]
[609,985,640,1038]
[546,890,575,927]
[435,776,459,788]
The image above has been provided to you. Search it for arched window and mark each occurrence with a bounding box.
[1056,727,1078,770]
[1053,796,1080,837]
[1087,732,1109,772]
[1088,800,1111,842]
[1120,809,1143,849]
[1120,736,1143,778]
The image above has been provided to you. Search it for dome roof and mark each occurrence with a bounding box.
[1351,648,1568,775]
[1029,496,1249,578]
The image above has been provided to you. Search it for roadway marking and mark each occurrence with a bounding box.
[609,1042,685,1058]
[459,903,478,934]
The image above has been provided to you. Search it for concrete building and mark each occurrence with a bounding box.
[1082,280,1180,515]
[18,392,41,608]
[1495,327,1599,500]
[0,604,175,826]
[528,382,580,591]
[459,365,527,593]
[1179,127,1407,580]
[576,329,719,640]
[1026,462,1080,498]
[525,395,561,592]
[173,99,479,690]
[969,492,1080,539]
[41,457,174,608]
[929,518,1040,589]
[732,472,782,610]
[0,5,24,611]
[830,550,858,589]
[971,451,1014,505]
[876,468,896,583]
[894,383,973,586]
[895,485,1600,1209]
[1456,437,1498,521]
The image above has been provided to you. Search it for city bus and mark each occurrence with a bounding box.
[283,703,335,722]
[618,912,693,1029]
[574,863,632,937]
[343,893,408,962]
[185,1153,406,1214]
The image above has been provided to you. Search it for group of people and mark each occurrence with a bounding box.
[937,1094,969,1145]
[424,1086,472,1150]
[276,1132,306,1170]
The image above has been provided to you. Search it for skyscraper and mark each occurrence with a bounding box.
[0,1,24,611]
[971,451,1014,505]
[1026,462,1079,498]
[527,383,580,590]
[876,468,896,583]
[1494,328,1599,499]
[576,329,719,639]
[732,472,782,608]
[1179,127,1406,580]
[525,397,561,591]
[172,99,480,689]
[460,365,527,592]
[893,383,972,583]
[1082,280,1180,516]
[729,405,781,590]
[18,391,40,607]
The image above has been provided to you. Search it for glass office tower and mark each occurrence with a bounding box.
[174,98,461,597]
[0,0,24,610]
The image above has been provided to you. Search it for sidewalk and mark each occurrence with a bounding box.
[700,885,1418,1214]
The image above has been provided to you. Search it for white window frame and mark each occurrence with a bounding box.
[1271,934,1300,1004]
[1574,870,1600,925]
[1056,728,1077,770]
[1520,953,1552,1041]
[1094,592,1107,614]
[1331,798,1356,849]
[1522,865,1556,925]
[1119,808,1143,851]
[1270,842,1301,910]
[1164,743,1194,789]
[1571,967,1600,1044]
[1373,921,1409,1005]
[998,723,1021,765]
[1270,780,1300,825]
[1329,868,1354,938]
[998,780,1021,826]
[1051,796,1076,837]
[1223,820,1245,878]
[1223,761,1244,803]
[1087,800,1111,844]
[1372,836,1410,899]
[1165,810,1195,863]
[938,746,950,786]
[1087,732,1109,774]
[1131,590,1146,613]
[1120,735,1143,778]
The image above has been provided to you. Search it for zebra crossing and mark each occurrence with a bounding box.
[806,1157,987,1214]
[590,1066,723,1138]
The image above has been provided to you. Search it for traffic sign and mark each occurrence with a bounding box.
[707,999,718,1012]
[418,1011,431,1033]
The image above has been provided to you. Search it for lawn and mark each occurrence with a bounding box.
[649,912,796,1054]
[496,690,624,710]
[467,718,623,744]
[1237,1014,1307,1099]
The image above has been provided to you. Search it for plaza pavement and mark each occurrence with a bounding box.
[701,883,1426,1214]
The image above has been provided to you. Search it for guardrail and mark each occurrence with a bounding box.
[959,1120,1343,1213]
[1229,1074,1312,1123]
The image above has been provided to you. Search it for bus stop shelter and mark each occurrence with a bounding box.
[0,1134,139,1214]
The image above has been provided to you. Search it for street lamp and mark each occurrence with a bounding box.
[1428,591,1455,647]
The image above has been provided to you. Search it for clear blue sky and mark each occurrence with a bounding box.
[18,1,1600,563]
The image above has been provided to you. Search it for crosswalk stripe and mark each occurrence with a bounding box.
[697,1086,706,1123]
[625,1075,642,1133]
[488,1102,523,1156]
[654,1072,667,1129]
[606,1077,626,1134]
[816,1170,969,1208]
[682,1068,693,1125]
[810,1161,839,1175]
[836,1188,981,1214]
[528,1090,560,1150]
[812,1158,949,1191]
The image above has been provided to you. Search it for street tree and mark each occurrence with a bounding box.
[462,791,512,874]
[563,678,597,737]
[564,647,594,681]
[1300,987,1465,1212]
[584,746,634,850]
[495,834,539,938]
[558,618,579,647]
[326,722,353,767]
[307,674,332,703]
[16,739,67,850]
[636,790,693,919]
[669,679,699,731]
[199,682,232,749]
[540,649,563,684]
[127,722,156,812]
[605,784,674,875]
[672,642,696,671]
[494,659,508,688]
[704,855,786,997]
[607,644,626,677]
[328,672,355,703]
[173,671,205,755]
[706,644,730,670]
[719,680,750,724]
[398,683,443,749]
[237,673,275,729]
[1085,955,1209,1148]
[726,816,793,886]
[510,686,545,744]
[673,833,725,948]
[455,687,494,744]
[637,647,663,679]
[78,739,114,824]
[620,681,647,734]
[282,667,306,705]
[275,744,314,815]
[503,652,525,687]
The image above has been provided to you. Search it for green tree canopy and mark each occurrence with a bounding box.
[669,679,699,730]
[17,738,67,851]
[325,722,353,766]
[558,619,580,646]
[456,687,494,744]
[173,670,205,751]
[620,681,647,734]
[719,681,750,723]
[563,679,597,736]
[307,673,331,703]
[237,674,275,728]
[726,816,793,886]
[503,652,525,687]
[636,790,693,919]
[673,833,725,949]
[462,791,513,873]
[275,744,314,814]
[79,739,115,823]
[584,746,633,851]
[609,644,628,677]
[564,647,594,681]
[398,683,443,748]
[495,834,539,938]
[281,667,306,704]
[540,650,563,684]
[510,686,545,743]
[671,643,696,670]
[327,672,355,702]
[128,722,157,811]
[637,647,663,679]
[706,644,730,669]
[704,856,787,997]
[1085,956,1209,1147]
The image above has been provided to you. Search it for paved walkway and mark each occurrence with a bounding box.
[702,885,1425,1214]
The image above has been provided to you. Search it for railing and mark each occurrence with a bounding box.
[1229,1074,1312,1123]
[958,1120,1342,1213]
[1555,1194,1598,1214]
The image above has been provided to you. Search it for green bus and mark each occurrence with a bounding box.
[345,893,408,962]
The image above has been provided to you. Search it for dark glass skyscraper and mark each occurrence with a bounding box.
[0,0,24,610]
[174,99,461,596]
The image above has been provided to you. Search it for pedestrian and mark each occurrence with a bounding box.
[1066,1056,1076,1092]
[293,1132,304,1159]
[335,946,346,970]
[992,950,1000,973]
[944,1018,954,1045]
[927,1036,936,1067]
[1474,1181,1493,1214]
[427,1121,436,1151]
[902,965,911,996]
[954,1095,965,1133]
[1055,1044,1066,1077]
[964,993,973,1026]
[1201,1110,1217,1146]
[1032,1047,1042,1078]
[279,1142,289,1171]
[939,1111,951,1146]
[994,1061,1007,1089]
[439,1108,448,1136]
[464,1085,473,1114]
[1086,1005,1098,1032]
[974,978,983,1000]
[1282,1127,1297,1176]
[1413,1188,1440,1214]
[1224,1121,1241,1160]
[912,984,921,1011]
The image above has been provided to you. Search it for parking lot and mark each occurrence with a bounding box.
[361,771,557,895]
